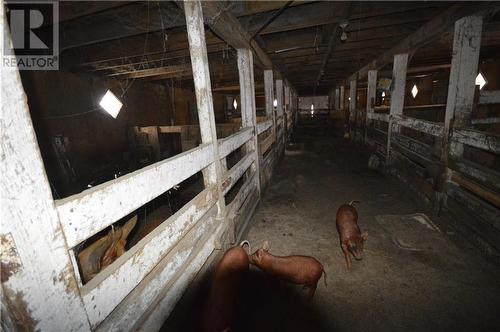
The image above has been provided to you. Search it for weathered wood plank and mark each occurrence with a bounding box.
[387,53,408,166]
[56,143,214,248]
[479,90,500,105]
[367,112,389,122]
[94,205,219,332]
[222,153,256,195]
[443,16,483,159]
[365,70,377,143]
[81,187,217,327]
[185,0,225,210]
[471,117,500,125]
[217,127,253,159]
[451,172,500,208]
[449,157,500,193]
[259,133,275,156]
[237,48,261,195]
[452,128,500,154]
[257,118,273,135]
[446,183,500,231]
[349,79,357,139]
[393,115,445,137]
[1,6,91,328]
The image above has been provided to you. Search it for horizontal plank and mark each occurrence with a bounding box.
[259,133,275,156]
[56,143,214,247]
[452,128,500,154]
[449,157,500,193]
[479,90,500,104]
[471,117,500,125]
[367,112,389,122]
[394,115,444,137]
[222,152,255,195]
[158,126,183,133]
[256,118,273,134]
[94,205,218,332]
[217,127,254,159]
[451,172,500,208]
[445,182,500,231]
[227,171,257,220]
[392,133,434,159]
[81,187,217,327]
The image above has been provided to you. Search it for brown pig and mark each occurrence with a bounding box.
[201,244,249,332]
[336,200,368,270]
[249,241,326,300]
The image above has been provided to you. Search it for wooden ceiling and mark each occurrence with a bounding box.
[51,1,500,95]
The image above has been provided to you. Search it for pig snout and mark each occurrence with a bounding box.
[349,243,363,260]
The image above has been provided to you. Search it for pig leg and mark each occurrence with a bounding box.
[307,283,317,301]
[341,243,352,270]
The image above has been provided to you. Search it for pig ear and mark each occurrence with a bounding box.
[262,241,270,252]
[361,231,368,241]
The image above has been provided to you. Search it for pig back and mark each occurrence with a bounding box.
[260,254,323,285]
[336,204,360,240]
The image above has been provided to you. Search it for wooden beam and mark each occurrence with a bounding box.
[1,4,91,329]
[237,48,261,195]
[442,16,483,162]
[349,79,357,140]
[348,3,496,80]
[365,70,377,144]
[386,53,408,167]
[184,0,225,212]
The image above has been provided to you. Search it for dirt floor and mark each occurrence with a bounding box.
[164,132,500,332]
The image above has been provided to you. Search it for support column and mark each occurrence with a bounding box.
[386,53,408,168]
[237,48,261,195]
[185,1,225,215]
[366,70,377,145]
[440,16,483,206]
[276,79,284,155]
[1,4,90,330]
[443,16,483,162]
[349,79,357,140]
[335,88,340,111]
[264,69,277,147]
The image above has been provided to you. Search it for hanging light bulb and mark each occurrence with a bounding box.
[411,84,418,98]
[475,72,487,90]
[381,91,386,98]
[273,98,278,108]
[233,98,238,110]
[311,104,314,115]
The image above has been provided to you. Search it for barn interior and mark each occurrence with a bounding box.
[2,1,500,331]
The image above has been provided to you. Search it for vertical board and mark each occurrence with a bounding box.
[366,70,378,144]
[0,5,91,330]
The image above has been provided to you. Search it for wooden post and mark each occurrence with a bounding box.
[441,16,483,206]
[339,85,345,112]
[443,16,483,161]
[349,79,357,140]
[237,48,261,195]
[1,5,91,330]
[386,53,408,168]
[366,70,377,145]
[276,79,284,155]
[335,88,340,111]
[264,69,277,150]
[185,1,225,215]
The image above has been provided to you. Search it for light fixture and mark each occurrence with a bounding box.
[411,84,418,98]
[99,90,123,118]
[339,21,349,43]
[348,97,351,101]
[233,98,238,110]
[273,98,278,108]
[475,72,487,90]
[311,104,314,111]
[381,91,386,98]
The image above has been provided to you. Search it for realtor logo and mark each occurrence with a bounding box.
[3,1,59,70]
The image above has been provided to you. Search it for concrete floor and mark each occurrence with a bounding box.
[164,133,500,332]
